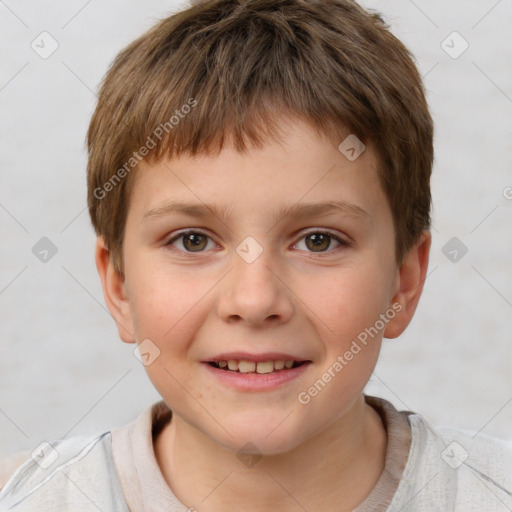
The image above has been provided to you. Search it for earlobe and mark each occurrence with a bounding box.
[95,236,136,344]
[384,231,431,339]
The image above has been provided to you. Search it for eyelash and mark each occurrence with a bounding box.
[164,229,351,255]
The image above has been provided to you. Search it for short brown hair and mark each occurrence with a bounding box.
[87,0,433,273]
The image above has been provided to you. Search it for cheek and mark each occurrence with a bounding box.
[296,264,392,344]
[126,273,213,380]
[128,273,207,403]
[293,269,388,422]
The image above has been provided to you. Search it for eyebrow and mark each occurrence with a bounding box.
[142,199,372,225]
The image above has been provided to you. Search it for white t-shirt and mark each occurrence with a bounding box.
[1,395,511,511]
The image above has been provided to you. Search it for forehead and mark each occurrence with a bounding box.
[127,118,388,227]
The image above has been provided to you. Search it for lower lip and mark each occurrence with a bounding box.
[202,362,311,391]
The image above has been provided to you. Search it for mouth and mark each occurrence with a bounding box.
[207,359,309,374]
[202,353,312,391]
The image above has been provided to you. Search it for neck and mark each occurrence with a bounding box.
[154,395,387,512]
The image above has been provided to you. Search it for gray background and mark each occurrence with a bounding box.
[1,0,511,458]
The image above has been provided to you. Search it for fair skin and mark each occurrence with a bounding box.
[96,116,430,511]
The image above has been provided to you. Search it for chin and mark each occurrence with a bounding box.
[209,415,310,457]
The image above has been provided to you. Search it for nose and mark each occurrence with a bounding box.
[216,242,294,328]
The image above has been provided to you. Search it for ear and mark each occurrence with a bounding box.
[384,231,431,339]
[95,236,136,344]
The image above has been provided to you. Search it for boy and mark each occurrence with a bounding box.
[1,0,511,510]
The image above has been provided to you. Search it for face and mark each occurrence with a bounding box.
[101,117,419,455]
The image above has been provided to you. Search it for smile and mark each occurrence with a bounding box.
[203,357,312,391]
[208,359,306,374]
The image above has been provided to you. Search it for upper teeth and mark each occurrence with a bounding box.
[216,360,295,373]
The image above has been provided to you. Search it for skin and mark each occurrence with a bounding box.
[96,115,430,511]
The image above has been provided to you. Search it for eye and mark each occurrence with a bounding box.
[294,230,349,253]
[164,229,350,255]
[165,230,217,253]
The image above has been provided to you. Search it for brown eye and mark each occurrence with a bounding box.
[305,233,331,252]
[182,233,208,252]
[166,231,214,252]
[295,231,347,253]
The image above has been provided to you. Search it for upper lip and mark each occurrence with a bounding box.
[204,352,310,363]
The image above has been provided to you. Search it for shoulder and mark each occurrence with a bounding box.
[0,452,31,490]
[411,413,512,479]
[0,432,129,511]
[391,411,512,511]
